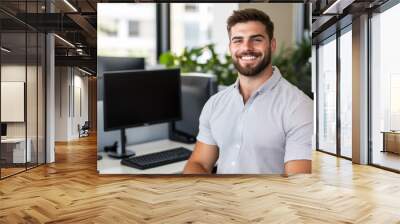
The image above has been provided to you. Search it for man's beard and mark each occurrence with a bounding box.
[232,47,271,77]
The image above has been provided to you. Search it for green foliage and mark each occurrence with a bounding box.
[272,37,312,98]
[159,38,312,98]
[159,44,237,86]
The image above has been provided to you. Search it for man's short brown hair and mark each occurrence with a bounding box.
[227,8,274,40]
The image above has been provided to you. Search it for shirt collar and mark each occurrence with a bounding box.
[233,66,282,95]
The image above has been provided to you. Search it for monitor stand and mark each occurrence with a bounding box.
[107,128,136,158]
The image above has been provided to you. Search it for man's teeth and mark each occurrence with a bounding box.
[241,56,257,60]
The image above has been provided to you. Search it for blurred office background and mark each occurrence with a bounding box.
[98,3,311,90]
[96,3,312,155]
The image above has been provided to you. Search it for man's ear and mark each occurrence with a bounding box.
[271,37,277,54]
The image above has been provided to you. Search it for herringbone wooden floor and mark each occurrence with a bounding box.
[1,134,400,223]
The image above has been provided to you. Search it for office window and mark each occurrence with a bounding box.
[0,0,46,179]
[27,31,39,170]
[1,32,27,178]
[98,4,157,65]
[317,36,337,155]
[171,3,239,56]
[390,75,400,130]
[339,29,352,158]
[371,3,400,171]
[128,21,140,37]
[183,22,200,49]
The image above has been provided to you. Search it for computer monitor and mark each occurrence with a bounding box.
[103,68,182,158]
[1,123,7,138]
[169,73,218,143]
[97,57,145,101]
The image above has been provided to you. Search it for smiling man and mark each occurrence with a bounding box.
[183,8,313,174]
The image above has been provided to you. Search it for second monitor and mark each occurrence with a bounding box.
[170,73,218,143]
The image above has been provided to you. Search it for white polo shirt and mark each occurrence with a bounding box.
[196,66,313,174]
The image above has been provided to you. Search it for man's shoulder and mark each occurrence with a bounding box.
[206,83,236,105]
[271,76,313,117]
[199,83,236,120]
[276,76,312,104]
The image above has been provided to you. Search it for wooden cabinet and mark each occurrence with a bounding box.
[382,131,400,154]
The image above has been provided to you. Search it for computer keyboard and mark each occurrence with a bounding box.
[121,147,192,170]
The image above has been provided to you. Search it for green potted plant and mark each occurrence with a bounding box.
[272,36,312,98]
[159,44,237,86]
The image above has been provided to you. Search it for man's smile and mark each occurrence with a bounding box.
[237,52,262,65]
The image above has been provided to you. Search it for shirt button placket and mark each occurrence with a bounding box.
[233,108,245,171]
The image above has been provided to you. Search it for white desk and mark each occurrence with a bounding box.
[97,139,195,174]
[1,138,32,163]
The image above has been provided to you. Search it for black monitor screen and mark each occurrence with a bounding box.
[174,74,218,137]
[97,57,145,101]
[103,69,181,131]
[1,123,7,136]
[98,57,145,73]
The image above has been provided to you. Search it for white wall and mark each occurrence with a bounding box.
[55,67,68,141]
[239,3,297,48]
[1,65,26,140]
[211,4,239,55]
[1,63,46,164]
[55,67,89,141]
[72,72,89,138]
[1,65,35,137]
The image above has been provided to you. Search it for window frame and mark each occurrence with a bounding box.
[314,19,353,161]
[368,0,400,173]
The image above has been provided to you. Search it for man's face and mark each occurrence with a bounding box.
[229,21,276,77]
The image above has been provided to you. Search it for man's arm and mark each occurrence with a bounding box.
[284,160,311,175]
[283,96,313,175]
[183,141,219,174]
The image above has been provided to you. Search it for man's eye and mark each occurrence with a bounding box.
[254,39,262,42]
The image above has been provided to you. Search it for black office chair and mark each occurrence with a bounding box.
[78,121,90,138]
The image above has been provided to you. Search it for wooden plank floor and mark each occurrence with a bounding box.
[1,167,26,178]
[1,134,400,223]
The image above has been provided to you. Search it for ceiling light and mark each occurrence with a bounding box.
[322,0,354,15]
[1,47,11,53]
[323,0,341,14]
[54,34,75,48]
[63,0,78,12]
[78,67,93,76]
